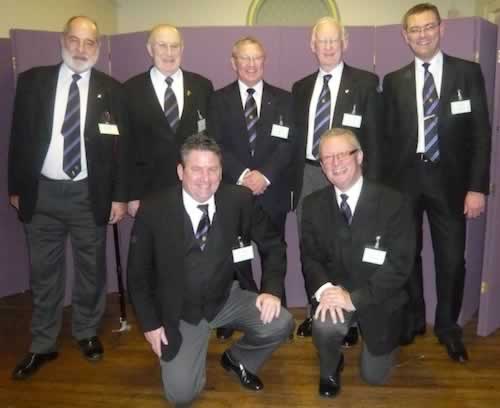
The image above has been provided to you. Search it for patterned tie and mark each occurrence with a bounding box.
[312,74,332,159]
[340,193,352,225]
[195,204,210,251]
[244,88,258,156]
[422,63,440,161]
[164,76,179,132]
[62,73,82,179]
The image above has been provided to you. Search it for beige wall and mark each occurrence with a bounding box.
[0,0,117,37]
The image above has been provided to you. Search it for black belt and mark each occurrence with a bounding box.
[305,158,321,167]
[415,153,439,164]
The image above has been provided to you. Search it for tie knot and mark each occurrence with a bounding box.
[72,74,81,82]
[323,74,332,84]
[422,62,430,72]
[197,204,209,215]
[340,193,349,203]
[165,76,173,86]
[247,88,255,96]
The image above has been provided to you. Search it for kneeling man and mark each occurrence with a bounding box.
[300,128,414,397]
[127,133,294,406]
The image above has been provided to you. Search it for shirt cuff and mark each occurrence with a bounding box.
[314,282,334,301]
[237,168,250,185]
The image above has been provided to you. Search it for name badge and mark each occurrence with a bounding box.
[451,100,471,115]
[362,247,386,265]
[98,123,119,135]
[233,245,254,263]
[342,113,362,128]
[197,118,206,133]
[271,124,289,139]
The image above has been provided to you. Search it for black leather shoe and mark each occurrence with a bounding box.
[12,352,59,380]
[342,326,359,347]
[220,351,263,391]
[319,354,344,398]
[440,338,469,363]
[296,317,313,337]
[216,327,234,340]
[78,336,103,361]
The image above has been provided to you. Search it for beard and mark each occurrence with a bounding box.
[61,47,98,73]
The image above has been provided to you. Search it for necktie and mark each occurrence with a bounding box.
[244,88,258,156]
[340,193,352,225]
[312,74,332,159]
[62,73,82,179]
[195,204,210,251]
[422,63,440,161]
[164,76,179,132]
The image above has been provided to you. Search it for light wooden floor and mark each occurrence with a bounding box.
[1,293,500,408]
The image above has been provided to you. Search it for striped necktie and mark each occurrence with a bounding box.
[164,76,179,132]
[312,74,332,159]
[195,204,210,251]
[340,193,352,225]
[422,63,440,161]
[62,73,82,179]
[244,88,258,156]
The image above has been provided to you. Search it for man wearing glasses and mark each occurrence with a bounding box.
[125,24,214,217]
[382,3,491,362]
[301,128,414,398]
[209,37,295,340]
[292,17,381,344]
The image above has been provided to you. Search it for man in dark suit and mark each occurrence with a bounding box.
[8,16,129,379]
[301,128,414,398]
[292,17,381,342]
[125,24,214,217]
[127,134,294,406]
[382,3,491,362]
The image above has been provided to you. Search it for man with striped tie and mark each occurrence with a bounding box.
[9,16,129,379]
[382,3,491,362]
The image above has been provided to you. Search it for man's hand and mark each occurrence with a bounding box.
[108,202,127,224]
[242,170,269,195]
[128,200,141,217]
[9,195,19,210]
[464,191,486,219]
[320,286,356,312]
[255,293,281,324]
[144,326,168,358]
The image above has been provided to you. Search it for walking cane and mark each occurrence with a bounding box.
[112,223,131,333]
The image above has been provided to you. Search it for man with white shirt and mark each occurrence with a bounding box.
[300,128,414,397]
[382,3,491,361]
[125,24,214,217]
[9,16,129,379]
[292,17,381,341]
[127,134,293,406]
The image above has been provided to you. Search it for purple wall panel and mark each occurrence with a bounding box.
[0,39,30,297]
[108,31,149,82]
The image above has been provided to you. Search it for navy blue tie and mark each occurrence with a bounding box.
[62,73,82,179]
[195,204,210,251]
[164,76,179,132]
[422,63,440,161]
[244,88,258,156]
[312,74,332,159]
[340,194,352,225]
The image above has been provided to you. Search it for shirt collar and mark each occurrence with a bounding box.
[151,66,182,82]
[238,79,263,96]
[60,63,91,81]
[334,175,363,202]
[182,189,216,212]
[415,50,443,71]
[319,61,344,78]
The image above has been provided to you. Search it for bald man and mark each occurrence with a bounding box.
[125,24,214,217]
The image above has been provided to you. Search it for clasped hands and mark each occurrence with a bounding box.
[241,170,269,195]
[314,285,355,324]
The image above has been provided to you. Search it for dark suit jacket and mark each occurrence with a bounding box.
[301,180,415,354]
[127,184,286,360]
[124,69,214,198]
[382,53,491,206]
[209,81,295,216]
[292,64,381,206]
[8,64,129,225]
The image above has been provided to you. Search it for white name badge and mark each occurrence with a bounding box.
[342,113,362,128]
[197,118,207,133]
[271,124,289,139]
[98,123,119,135]
[362,247,386,265]
[451,100,471,115]
[232,245,254,263]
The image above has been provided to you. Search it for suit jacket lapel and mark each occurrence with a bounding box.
[84,69,99,142]
[178,71,194,135]
[334,64,355,123]
[40,65,60,146]
[439,53,456,119]
[401,62,419,152]
[255,82,274,154]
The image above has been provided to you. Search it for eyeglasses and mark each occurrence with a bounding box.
[320,149,358,163]
[153,42,182,53]
[315,38,341,48]
[406,22,440,36]
[236,55,265,64]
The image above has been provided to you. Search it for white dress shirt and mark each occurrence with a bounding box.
[182,189,216,234]
[306,62,344,160]
[315,176,364,302]
[415,51,443,153]
[41,63,90,180]
[150,67,184,118]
